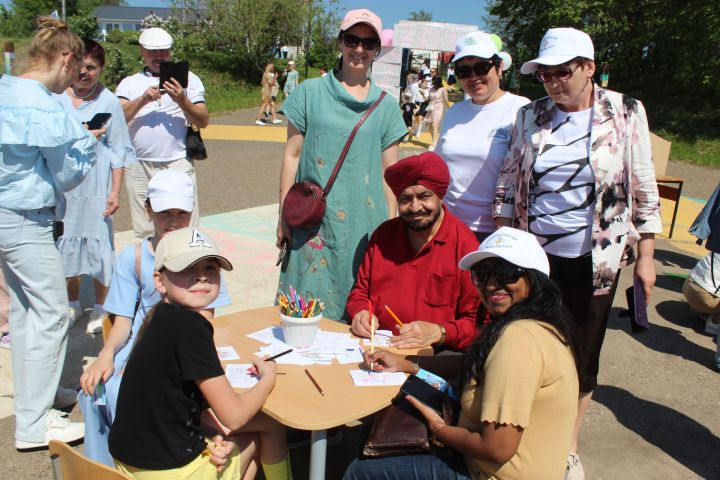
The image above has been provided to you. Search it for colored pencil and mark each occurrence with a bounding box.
[384,304,404,327]
[304,368,324,395]
[369,300,375,369]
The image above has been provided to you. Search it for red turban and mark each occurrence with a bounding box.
[384,152,450,199]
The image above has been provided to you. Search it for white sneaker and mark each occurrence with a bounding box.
[564,452,585,480]
[255,120,266,126]
[68,305,82,329]
[86,309,105,335]
[272,119,282,124]
[54,387,79,409]
[15,409,84,450]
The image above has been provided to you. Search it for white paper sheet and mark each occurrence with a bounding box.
[349,370,407,386]
[225,364,259,388]
[216,346,240,361]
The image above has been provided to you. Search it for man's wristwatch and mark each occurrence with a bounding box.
[434,325,446,346]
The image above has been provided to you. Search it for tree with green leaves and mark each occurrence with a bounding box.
[487,0,720,136]
[408,10,433,22]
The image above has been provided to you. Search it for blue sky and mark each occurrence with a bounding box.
[1,0,491,30]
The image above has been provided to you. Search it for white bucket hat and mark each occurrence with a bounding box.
[458,227,550,276]
[520,27,594,74]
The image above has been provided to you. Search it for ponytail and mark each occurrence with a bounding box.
[25,16,84,71]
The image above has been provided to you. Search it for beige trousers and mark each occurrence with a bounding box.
[125,158,200,239]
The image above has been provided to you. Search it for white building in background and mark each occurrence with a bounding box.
[93,6,175,40]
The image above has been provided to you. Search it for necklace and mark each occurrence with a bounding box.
[71,82,98,100]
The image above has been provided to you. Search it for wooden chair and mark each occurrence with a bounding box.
[651,132,685,238]
[49,440,131,480]
[101,314,113,343]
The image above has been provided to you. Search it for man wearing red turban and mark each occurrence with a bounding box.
[346,152,480,350]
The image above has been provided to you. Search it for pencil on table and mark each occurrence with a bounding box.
[304,368,324,396]
[384,304,404,327]
[369,300,374,370]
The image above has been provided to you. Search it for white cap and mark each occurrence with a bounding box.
[520,27,594,74]
[498,51,512,71]
[139,27,173,50]
[458,227,550,276]
[453,31,500,63]
[154,227,233,272]
[146,169,194,213]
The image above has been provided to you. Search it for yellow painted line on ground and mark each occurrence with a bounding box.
[204,124,432,149]
[659,196,706,258]
[203,125,288,142]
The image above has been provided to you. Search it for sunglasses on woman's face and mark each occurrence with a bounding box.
[455,61,497,79]
[471,259,527,286]
[341,33,380,51]
[535,64,579,83]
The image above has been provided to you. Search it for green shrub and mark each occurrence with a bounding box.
[67,14,99,40]
[102,46,134,89]
[105,29,140,45]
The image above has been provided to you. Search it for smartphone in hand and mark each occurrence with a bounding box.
[84,112,112,130]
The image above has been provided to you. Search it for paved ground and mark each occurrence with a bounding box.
[1,106,718,479]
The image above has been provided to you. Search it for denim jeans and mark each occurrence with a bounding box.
[343,452,471,480]
[0,207,69,442]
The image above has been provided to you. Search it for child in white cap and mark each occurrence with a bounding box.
[78,169,231,466]
[109,227,290,479]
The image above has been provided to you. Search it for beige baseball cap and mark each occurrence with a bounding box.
[154,227,233,272]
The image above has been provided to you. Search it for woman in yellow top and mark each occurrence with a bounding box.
[344,227,580,480]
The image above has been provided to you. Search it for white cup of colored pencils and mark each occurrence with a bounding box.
[278,287,323,347]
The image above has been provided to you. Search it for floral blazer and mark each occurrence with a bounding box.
[494,85,662,295]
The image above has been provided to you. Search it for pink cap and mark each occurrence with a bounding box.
[340,9,382,39]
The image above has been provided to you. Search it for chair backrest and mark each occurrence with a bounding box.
[650,131,672,177]
[102,314,113,343]
[49,440,131,480]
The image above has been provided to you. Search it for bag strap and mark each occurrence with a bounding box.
[133,241,142,317]
[322,91,387,199]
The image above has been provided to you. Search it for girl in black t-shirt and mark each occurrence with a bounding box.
[109,227,292,480]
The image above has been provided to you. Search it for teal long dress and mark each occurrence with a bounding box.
[279,72,407,321]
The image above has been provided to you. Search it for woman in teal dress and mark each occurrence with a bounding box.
[277,8,407,321]
[56,39,136,334]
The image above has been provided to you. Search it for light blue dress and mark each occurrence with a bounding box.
[55,88,136,286]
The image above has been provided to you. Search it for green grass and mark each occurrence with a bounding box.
[657,131,720,169]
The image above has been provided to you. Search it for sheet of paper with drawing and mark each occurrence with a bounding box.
[216,346,240,361]
[246,327,364,365]
[225,364,259,388]
[362,329,393,347]
[349,370,407,386]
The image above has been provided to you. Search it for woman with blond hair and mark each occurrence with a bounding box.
[255,62,282,125]
[0,16,97,449]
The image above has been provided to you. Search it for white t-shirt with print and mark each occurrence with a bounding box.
[116,69,205,163]
[436,93,529,233]
[529,107,595,257]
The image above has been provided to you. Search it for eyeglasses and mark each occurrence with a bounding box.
[535,64,579,83]
[471,259,526,286]
[341,33,380,51]
[455,61,498,79]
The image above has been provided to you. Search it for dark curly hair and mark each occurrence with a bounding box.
[452,269,581,393]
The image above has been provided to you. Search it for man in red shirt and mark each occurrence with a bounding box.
[346,152,480,350]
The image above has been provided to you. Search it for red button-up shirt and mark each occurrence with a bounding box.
[346,205,480,350]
